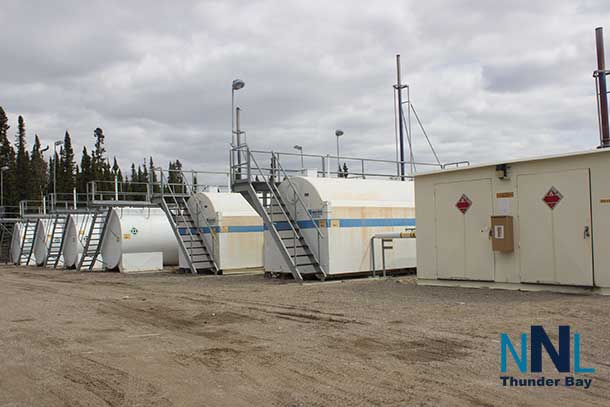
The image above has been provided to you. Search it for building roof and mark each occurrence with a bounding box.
[415,148,610,177]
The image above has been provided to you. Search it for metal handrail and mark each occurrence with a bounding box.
[246,148,325,277]
[161,168,219,245]
[441,161,471,169]
[157,169,219,273]
[247,151,300,238]
[273,152,324,239]
[231,146,441,182]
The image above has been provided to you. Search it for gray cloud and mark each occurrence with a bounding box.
[0,0,608,179]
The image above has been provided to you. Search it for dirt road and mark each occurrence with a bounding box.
[0,266,609,406]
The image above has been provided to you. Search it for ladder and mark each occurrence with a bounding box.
[0,222,15,263]
[159,195,218,274]
[76,208,111,271]
[44,214,68,268]
[18,218,38,266]
[233,149,326,282]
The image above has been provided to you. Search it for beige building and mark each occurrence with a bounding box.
[414,148,610,294]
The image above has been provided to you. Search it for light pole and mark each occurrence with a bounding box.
[231,79,245,146]
[53,140,63,209]
[232,79,245,179]
[293,145,304,169]
[335,129,344,176]
[1,166,8,207]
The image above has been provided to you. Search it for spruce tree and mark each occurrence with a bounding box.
[0,107,17,207]
[92,127,106,181]
[14,116,31,202]
[30,135,48,199]
[79,146,92,194]
[128,162,137,194]
[59,131,76,193]
[149,157,159,192]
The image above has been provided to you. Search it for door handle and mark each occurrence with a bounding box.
[584,226,591,239]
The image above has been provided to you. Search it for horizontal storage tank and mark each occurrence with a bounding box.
[266,176,416,276]
[33,217,55,266]
[62,213,102,269]
[101,207,178,272]
[11,220,38,266]
[179,192,264,272]
[10,221,24,265]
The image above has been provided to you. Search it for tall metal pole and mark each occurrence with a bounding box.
[336,135,340,174]
[596,27,610,147]
[53,144,58,209]
[231,89,235,146]
[396,55,406,179]
[236,107,242,178]
[1,170,4,207]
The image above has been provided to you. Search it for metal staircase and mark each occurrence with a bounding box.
[18,218,38,266]
[76,208,111,271]
[231,147,326,282]
[157,172,218,274]
[0,222,15,263]
[44,214,68,268]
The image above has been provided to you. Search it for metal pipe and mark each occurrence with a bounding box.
[236,107,242,178]
[596,27,610,147]
[396,54,406,179]
[370,230,416,277]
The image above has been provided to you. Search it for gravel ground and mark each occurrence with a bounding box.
[0,265,609,407]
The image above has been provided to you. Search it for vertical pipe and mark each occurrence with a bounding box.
[114,175,119,201]
[596,27,610,147]
[396,55,406,180]
[236,107,242,178]
[73,187,77,209]
[321,156,326,177]
[231,90,235,146]
[336,136,340,176]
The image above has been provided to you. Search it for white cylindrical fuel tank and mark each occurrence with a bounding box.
[62,213,94,268]
[266,176,416,276]
[10,221,23,265]
[33,217,54,266]
[181,192,263,271]
[101,207,178,272]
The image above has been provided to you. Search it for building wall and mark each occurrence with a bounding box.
[415,150,610,287]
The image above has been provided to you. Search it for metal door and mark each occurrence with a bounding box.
[517,169,593,286]
[435,179,494,280]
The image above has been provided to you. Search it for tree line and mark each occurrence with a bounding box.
[0,106,183,207]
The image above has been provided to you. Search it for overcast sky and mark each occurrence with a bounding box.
[1,0,609,177]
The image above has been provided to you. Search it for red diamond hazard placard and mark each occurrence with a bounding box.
[543,186,563,210]
[456,194,472,214]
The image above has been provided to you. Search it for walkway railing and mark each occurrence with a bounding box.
[230,145,447,184]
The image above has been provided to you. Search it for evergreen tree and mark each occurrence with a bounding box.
[92,127,106,181]
[0,107,17,207]
[112,157,123,182]
[141,159,149,183]
[149,157,159,193]
[14,116,31,202]
[174,159,183,193]
[78,146,92,194]
[59,131,76,193]
[29,135,48,198]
